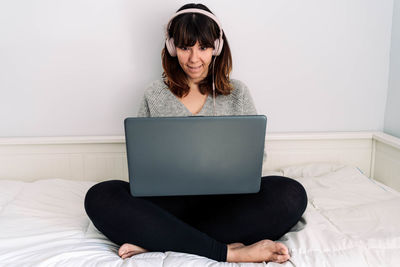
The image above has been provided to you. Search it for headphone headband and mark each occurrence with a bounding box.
[165,8,224,57]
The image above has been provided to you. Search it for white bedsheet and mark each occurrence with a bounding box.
[0,164,399,267]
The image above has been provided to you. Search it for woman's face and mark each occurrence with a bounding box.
[176,41,213,85]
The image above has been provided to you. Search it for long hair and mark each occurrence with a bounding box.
[162,3,233,98]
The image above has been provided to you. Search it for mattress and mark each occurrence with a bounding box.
[0,163,399,267]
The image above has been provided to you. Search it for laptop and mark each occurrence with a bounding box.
[124,115,267,197]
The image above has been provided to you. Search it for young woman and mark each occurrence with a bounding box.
[85,3,307,263]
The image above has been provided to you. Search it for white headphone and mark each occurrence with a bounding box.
[165,8,224,57]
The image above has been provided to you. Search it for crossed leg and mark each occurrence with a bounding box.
[114,176,307,263]
[119,241,289,263]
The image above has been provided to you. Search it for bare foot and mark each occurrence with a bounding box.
[227,240,290,263]
[118,243,148,259]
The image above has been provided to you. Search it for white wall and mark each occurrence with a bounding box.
[385,0,400,138]
[0,0,393,137]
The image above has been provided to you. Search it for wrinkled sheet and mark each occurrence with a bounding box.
[0,164,399,267]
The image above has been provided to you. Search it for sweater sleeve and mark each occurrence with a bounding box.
[137,96,150,117]
[236,81,268,166]
[242,83,257,115]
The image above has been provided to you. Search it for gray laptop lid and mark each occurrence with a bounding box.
[124,115,267,197]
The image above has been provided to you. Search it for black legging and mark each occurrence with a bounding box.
[84,176,307,262]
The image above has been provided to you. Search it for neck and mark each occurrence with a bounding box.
[189,82,200,93]
[186,78,202,93]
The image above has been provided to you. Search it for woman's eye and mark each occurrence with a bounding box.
[179,47,188,51]
[200,46,207,51]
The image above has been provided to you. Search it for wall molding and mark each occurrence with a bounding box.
[0,131,398,191]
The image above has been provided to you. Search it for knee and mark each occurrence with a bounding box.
[281,177,308,218]
[84,180,129,218]
[263,176,308,218]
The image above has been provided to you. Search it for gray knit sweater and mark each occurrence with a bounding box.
[137,78,266,160]
[137,79,257,117]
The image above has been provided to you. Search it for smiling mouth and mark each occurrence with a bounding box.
[188,65,202,71]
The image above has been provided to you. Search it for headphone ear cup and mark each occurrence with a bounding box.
[166,37,177,57]
[213,38,224,56]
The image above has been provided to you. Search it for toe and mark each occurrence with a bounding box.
[118,243,133,257]
[118,246,125,256]
[121,251,137,259]
[275,242,289,255]
[271,253,290,263]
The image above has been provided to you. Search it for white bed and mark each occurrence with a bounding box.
[0,132,399,267]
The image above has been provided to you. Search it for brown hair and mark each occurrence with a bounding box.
[162,3,233,98]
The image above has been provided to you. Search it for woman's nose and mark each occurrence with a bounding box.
[188,49,199,62]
